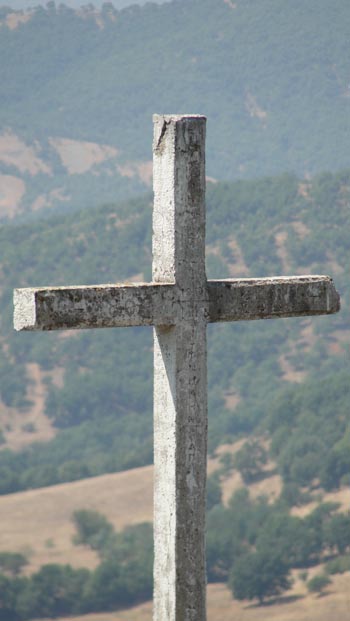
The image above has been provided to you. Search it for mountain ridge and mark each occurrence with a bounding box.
[0,0,349,218]
[0,170,348,497]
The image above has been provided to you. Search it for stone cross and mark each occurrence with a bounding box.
[14,115,340,621]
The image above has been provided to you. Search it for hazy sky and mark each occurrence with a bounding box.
[2,0,169,9]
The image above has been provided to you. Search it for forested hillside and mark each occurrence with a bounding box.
[4,0,170,10]
[0,0,349,217]
[1,2,349,617]
[0,169,349,496]
[5,0,167,9]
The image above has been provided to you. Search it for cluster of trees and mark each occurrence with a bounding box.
[2,491,350,618]
[0,514,153,620]
[0,171,349,495]
[267,372,350,490]
[207,490,350,603]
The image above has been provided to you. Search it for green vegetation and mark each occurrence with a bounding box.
[0,170,349,495]
[206,490,342,587]
[0,3,349,615]
[206,473,222,511]
[0,513,152,620]
[72,509,114,551]
[230,548,292,604]
[1,492,349,615]
[325,554,350,575]
[233,439,268,483]
[0,552,28,577]
[307,573,331,596]
[1,1,350,215]
[323,513,350,555]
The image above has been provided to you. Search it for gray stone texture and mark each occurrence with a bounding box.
[153,115,208,621]
[14,276,339,332]
[207,276,340,322]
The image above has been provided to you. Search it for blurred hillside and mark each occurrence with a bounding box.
[0,0,349,218]
[0,170,349,496]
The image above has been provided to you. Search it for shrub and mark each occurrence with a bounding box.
[307,573,331,595]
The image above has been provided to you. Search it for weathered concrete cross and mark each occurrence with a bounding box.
[14,115,340,621]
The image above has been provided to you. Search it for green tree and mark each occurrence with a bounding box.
[256,512,322,568]
[83,523,153,611]
[234,440,267,483]
[206,504,245,582]
[323,513,350,554]
[0,573,20,621]
[321,430,350,490]
[206,473,222,511]
[0,552,28,577]
[72,509,114,552]
[15,564,89,619]
[229,549,292,604]
[307,573,331,596]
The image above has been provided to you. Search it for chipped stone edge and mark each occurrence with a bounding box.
[14,288,37,331]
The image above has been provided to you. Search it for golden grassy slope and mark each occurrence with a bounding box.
[1,448,350,620]
[0,444,283,572]
[55,575,350,621]
[0,465,154,572]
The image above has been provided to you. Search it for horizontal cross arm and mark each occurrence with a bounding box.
[208,275,340,322]
[14,283,177,331]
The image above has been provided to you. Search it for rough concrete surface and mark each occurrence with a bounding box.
[153,116,208,621]
[14,276,339,331]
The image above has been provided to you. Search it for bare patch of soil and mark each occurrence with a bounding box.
[3,12,32,30]
[227,237,250,276]
[223,389,240,410]
[117,160,153,186]
[209,440,282,505]
[291,220,310,239]
[206,237,250,277]
[298,182,311,199]
[274,230,291,273]
[50,138,119,175]
[219,460,282,506]
[292,486,350,518]
[31,188,71,212]
[31,195,47,211]
[224,0,237,9]
[0,174,25,216]
[0,465,154,572]
[279,354,307,384]
[0,363,58,452]
[0,132,51,175]
[299,320,317,350]
[245,91,267,123]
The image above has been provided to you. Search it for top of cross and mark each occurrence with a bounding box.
[14,115,340,331]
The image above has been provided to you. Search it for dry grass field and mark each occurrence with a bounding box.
[0,465,154,571]
[0,443,283,572]
[0,445,349,619]
[56,574,350,621]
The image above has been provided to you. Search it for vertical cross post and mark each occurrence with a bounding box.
[153,115,208,621]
